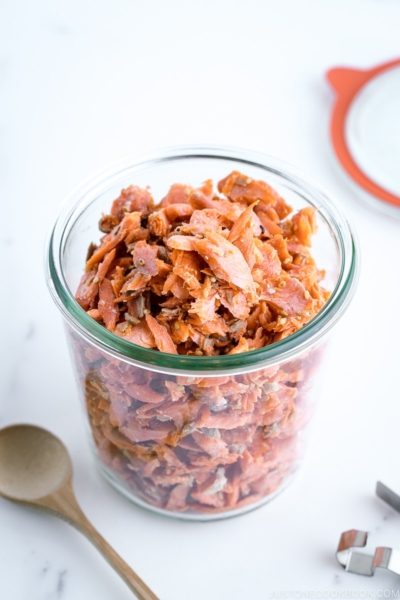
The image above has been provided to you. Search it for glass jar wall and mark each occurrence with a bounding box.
[68,325,328,519]
[46,146,358,519]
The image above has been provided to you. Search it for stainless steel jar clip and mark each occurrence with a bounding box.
[336,482,400,577]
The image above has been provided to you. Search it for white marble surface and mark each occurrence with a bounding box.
[2,1,400,598]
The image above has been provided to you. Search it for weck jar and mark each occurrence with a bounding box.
[46,145,358,520]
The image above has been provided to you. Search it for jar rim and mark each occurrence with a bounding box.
[45,144,359,375]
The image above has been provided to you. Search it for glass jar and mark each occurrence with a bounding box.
[46,145,358,520]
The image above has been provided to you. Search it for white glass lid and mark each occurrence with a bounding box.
[345,65,400,199]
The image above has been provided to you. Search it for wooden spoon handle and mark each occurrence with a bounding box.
[38,480,159,600]
[79,517,159,600]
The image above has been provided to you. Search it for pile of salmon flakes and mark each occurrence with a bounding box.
[73,171,332,514]
[76,171,330,355]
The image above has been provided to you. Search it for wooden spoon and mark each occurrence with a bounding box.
[0,424,159,600]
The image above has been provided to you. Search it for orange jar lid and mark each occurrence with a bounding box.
[327,59,400,215]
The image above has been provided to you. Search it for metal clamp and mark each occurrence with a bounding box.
[336,482,400,577]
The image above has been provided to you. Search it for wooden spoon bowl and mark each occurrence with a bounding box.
[0,424,159,600]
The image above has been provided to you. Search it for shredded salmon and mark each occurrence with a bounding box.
[76,173,328,353]
[145,314,178,354]
[74,172,330,514]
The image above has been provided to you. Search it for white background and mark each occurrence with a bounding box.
[1,1,400,599]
